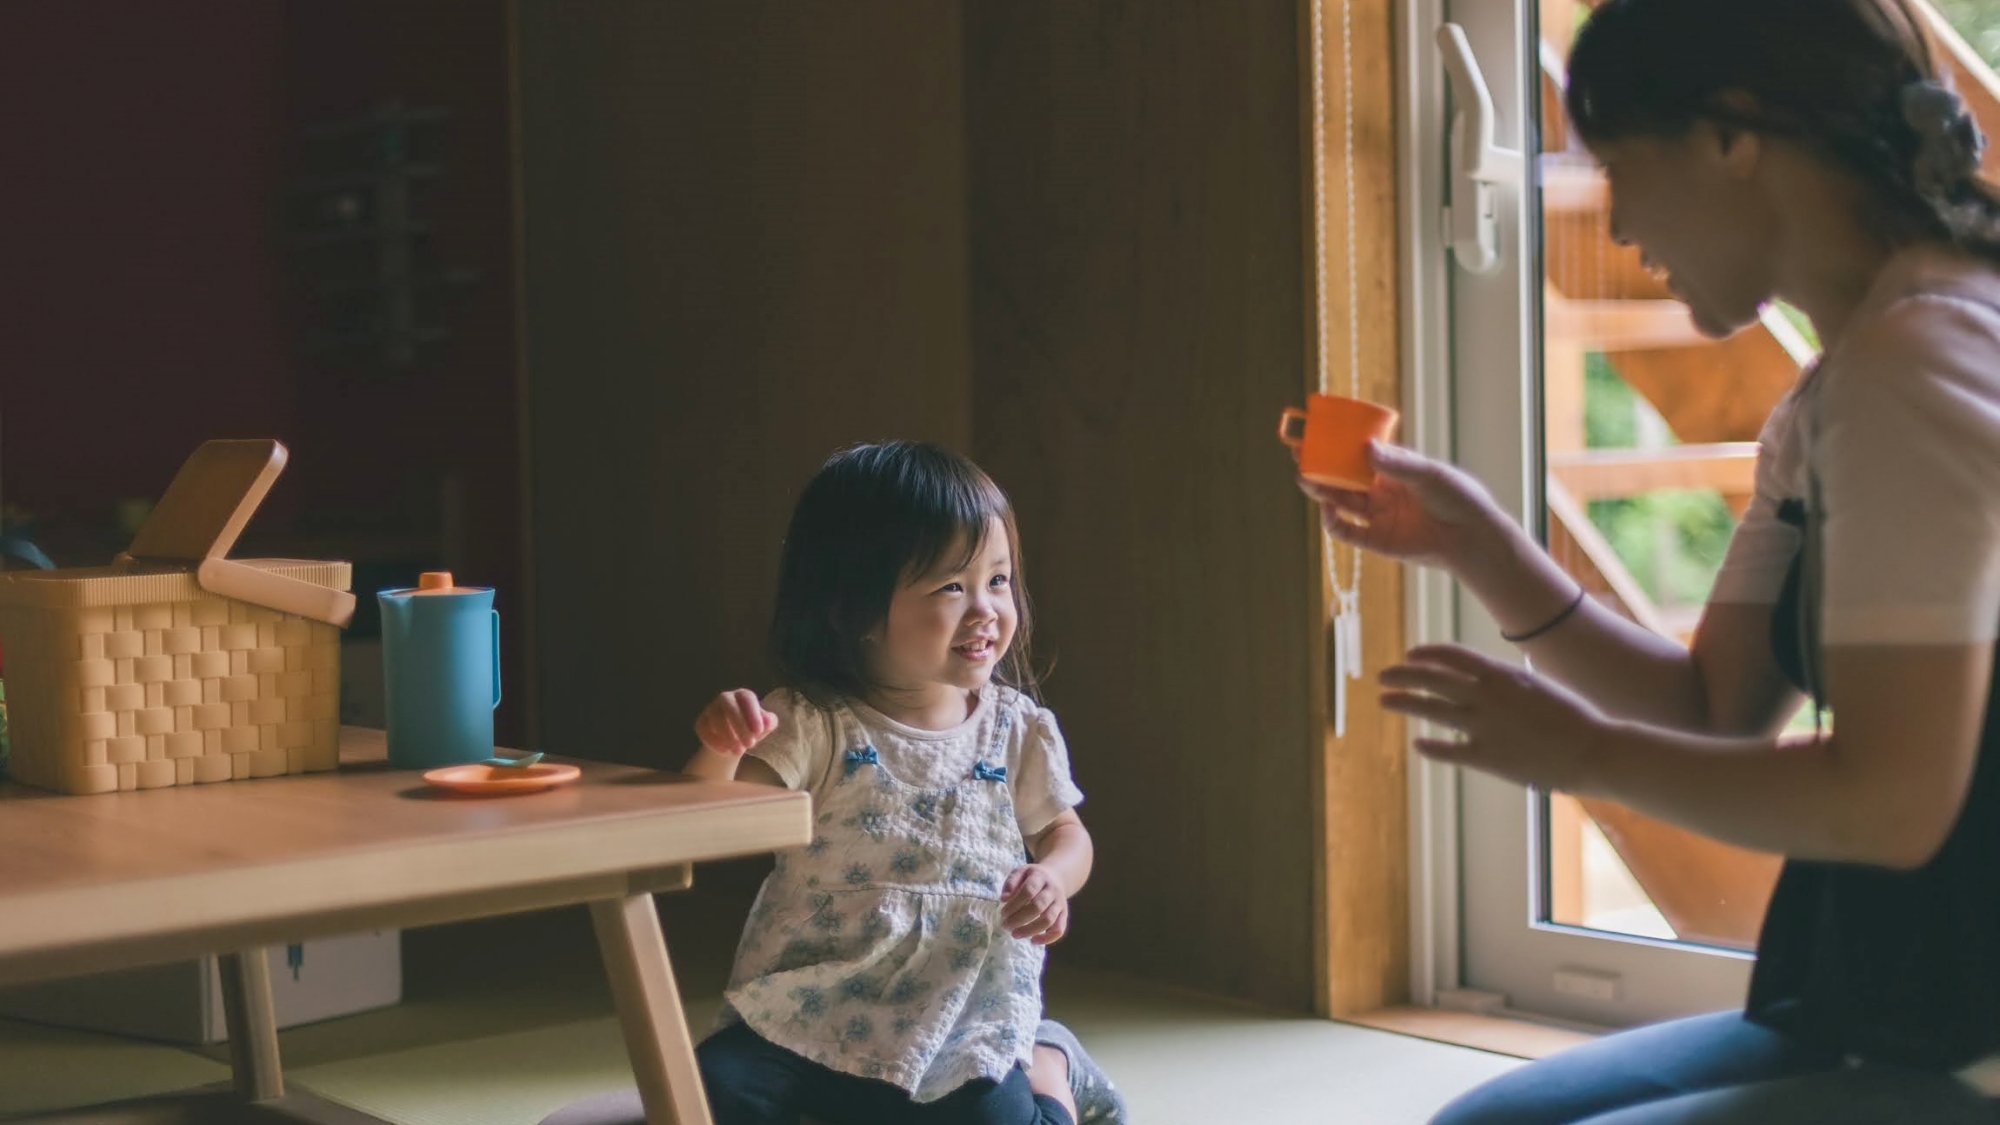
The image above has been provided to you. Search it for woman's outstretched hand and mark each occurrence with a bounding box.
[1298,441,1501,572]
[1381,644,1607,792]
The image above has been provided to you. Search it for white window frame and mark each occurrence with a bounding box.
[1395,0,1755,1026]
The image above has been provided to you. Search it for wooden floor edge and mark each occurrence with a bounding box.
[1341,1005,1599,1060]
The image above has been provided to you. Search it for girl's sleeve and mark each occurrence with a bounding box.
[1013,705,1086,839]
[746,689,832,790]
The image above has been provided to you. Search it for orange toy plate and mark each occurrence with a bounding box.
[421,762,581,795]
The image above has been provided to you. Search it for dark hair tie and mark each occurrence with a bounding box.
[1901,78,1986,195]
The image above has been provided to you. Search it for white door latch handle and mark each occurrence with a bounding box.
[1437,23,1524,274]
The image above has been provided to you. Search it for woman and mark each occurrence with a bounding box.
[1304,1,2000,1122]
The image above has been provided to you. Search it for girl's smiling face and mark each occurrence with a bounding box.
[869,517,1018,705]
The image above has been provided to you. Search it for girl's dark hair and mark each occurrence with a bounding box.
[1566,0,2000,263]
[770,441,1038,708]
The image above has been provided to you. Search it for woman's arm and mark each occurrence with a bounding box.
[1451,511,1715,731]
[1362,452,1800,736]
[1506,586,1803,739]
[1390,640,1991,868]
[1587,643,1988,866]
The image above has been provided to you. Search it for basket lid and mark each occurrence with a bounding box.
[124,439,287,563]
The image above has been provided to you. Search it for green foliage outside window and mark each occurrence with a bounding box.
[1579,354,1736,611]
[1933,0,2000,72]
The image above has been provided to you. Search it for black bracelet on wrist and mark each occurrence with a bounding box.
[1502,586,1588,644]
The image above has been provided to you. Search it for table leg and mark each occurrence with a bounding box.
[589,895,713,1125]
[218,949,284,1101]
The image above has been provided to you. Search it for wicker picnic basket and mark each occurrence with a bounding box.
[0,441,356,795]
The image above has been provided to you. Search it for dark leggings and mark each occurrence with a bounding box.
[697,1021,1073,1125]
[1430,1011,2000,1125]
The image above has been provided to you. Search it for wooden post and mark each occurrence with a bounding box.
[1302,0,1410,1019]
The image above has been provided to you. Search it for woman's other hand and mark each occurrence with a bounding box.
[1381,644,1608,792]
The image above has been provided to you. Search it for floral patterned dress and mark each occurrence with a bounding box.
[715,688,1080,1102]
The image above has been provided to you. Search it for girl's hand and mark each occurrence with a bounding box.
[694,689,778,756]
[1001,864,1070,945]
[1299,442,1504,573]
[1381,644,1608,792]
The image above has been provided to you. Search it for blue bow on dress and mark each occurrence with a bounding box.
[843,746,879,776]
[972,760,1007,783]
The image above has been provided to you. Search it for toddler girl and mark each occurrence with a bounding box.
[686,441,1127,1125]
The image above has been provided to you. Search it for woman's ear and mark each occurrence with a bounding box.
[1718,126,1763,179]
[1707,90,1766,178]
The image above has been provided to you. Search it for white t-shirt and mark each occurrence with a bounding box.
[1710,245,2000,646]
[749,684,1084,838]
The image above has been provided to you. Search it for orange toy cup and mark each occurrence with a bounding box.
[1278,394,1401,490]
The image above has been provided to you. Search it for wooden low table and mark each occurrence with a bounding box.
[0,728,809,1125]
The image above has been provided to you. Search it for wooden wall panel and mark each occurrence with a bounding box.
[516,1,973,770]
[965,0,1362,1012]
[516,0,1409,1014]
